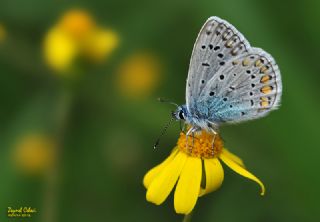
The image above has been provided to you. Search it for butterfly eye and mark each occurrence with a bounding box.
[178,110,185,120]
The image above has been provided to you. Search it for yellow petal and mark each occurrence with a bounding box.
[59,9,95,40]
[219,152,265,195]
[146,151,187,205]
[44,28,77,72]
[199,158,224,197]
[143,148,178,188]
[222,148,245,167]
[174,156,202,214]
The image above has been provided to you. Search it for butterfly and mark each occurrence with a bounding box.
[170,16,282,139]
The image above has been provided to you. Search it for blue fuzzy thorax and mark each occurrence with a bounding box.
[174,96,248,130]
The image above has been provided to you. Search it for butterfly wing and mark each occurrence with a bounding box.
[196,48,282,124]
[186,16,251,114]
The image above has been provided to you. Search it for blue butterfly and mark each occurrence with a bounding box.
[169,17,282,140]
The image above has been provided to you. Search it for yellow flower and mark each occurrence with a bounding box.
[43,9,119,71]
[13,134,56,175]
[117,53,161,99]
[44,28,78,72]
[143,130,265,214]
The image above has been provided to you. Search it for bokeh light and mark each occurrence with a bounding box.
[0,24,6,43]
[117,52,162,99]
[12,134,56,176]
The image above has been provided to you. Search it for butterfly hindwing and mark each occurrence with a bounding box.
[197,48,282,124]
[186,16,251,113]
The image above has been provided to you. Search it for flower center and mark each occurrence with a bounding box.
[177,130,223,158]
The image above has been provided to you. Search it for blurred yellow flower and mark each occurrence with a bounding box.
[143,130,265,214]
[59,9,95,41]
[117,53,161,98]
[83,29,119,63]
[13,134,56,175]
[44,28,77,72]
[43,9,119,72]
[0,24,6,42]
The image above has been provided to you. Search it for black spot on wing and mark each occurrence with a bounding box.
[213,46,220,51]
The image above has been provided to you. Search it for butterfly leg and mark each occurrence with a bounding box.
[211,129,217,142]
[185,127,200,154]
[185,127,193,142]
[192,131,195,148]
[179,121,186,133]
[209,129,218,156]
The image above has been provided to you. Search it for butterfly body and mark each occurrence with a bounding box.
[173,104,216,132]
[172,16,282,135]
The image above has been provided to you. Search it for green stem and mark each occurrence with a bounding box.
[183,211,193,222]
[42,87,73,222]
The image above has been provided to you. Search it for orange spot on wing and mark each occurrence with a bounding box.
[242,58,250,66]
[260,75,271,83]
[260,66,268,73]
[255,59,262,67]
[260,85,273,94]
[260,101,269,107]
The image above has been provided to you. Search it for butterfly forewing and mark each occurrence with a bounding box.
[186,16,251,113]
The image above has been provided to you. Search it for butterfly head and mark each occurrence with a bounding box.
[172,105,188,121]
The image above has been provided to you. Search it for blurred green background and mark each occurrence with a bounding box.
[1,0,320,221]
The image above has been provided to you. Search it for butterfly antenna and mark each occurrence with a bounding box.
[157,97,178,107]
[154,117,175,149]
